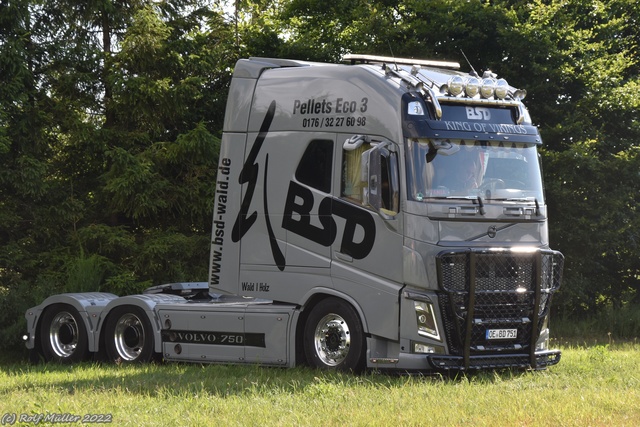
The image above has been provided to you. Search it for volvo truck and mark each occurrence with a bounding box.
[24,54,564,372]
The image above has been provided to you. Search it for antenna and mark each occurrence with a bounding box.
[388,41,398,70]
[460,49,479,78]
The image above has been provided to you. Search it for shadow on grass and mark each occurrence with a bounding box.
[0,352,542,399]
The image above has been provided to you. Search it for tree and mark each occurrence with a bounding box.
[509,0,640,315]
[271,0,640,317]
[2,0,638,352]
[0,0,236,349]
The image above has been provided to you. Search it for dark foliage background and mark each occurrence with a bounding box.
[1,0,638,349]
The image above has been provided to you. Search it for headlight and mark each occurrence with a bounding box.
[414,301,440,340]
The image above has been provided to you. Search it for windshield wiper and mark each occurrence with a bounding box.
[477,196,486,215]
[486,197,542,216]
[489,196,536,202]
[440,195,480,200]
[432,195,486,215]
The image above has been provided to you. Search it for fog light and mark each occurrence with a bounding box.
[413,341,445,354]
[414,343,435,354]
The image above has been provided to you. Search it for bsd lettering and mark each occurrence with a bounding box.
[232,100,376,269]
[282,181,375,259]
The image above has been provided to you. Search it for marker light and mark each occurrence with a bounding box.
[447,76,464,96]
[465,77,480,98]
[480,78,496,98]
[494,78,509,99]
[407,101,425,116]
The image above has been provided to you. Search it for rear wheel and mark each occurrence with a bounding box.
[40,304,89,363]
[104,306,155,363]
[303,298,366,373]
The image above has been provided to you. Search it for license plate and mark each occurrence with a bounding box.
[486,329,517,340]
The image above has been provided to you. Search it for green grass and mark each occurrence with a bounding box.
[1,343,638,426]
[553,305,640,343]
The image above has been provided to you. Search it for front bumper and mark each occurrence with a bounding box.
[428,349,561,371]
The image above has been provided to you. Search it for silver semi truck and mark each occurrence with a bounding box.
[24,55,564,372]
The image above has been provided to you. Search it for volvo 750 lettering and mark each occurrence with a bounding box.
[24,55,563,372]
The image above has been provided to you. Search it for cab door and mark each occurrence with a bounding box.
[330,134,404,341]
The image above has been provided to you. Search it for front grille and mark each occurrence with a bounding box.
[436,248,563,369]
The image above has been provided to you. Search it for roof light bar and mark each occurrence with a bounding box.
[343,53,461,70]
[440,75,525,102]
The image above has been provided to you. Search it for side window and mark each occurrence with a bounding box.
[375,148,399,216]
[295,139,333,193]
[341,143,367,203]
[380,153,398,214]
[341,135,399,216]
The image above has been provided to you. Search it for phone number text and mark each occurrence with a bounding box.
[302,116,367,128]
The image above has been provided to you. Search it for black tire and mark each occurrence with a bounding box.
[39,304,90,363]
[104,305,155,363]
[303,297,366,373]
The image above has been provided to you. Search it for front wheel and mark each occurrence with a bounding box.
[303,298,366,373]
[40,304,90,363]
[104,306,155,363]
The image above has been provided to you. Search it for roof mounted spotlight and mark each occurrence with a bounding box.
[494,78,509,99]
[513,88,527,100]
[447,76,464,96]
[465,77,480,98]
[480,78,496,99]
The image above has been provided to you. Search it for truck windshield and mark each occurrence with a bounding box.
[405,139,544,202]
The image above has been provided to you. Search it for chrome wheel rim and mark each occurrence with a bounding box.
[49,311,79,358]
[313,313,351,366]
[113,313,145,361]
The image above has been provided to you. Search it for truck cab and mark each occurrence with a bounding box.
[25,55,563,372]
[209,54,563,370]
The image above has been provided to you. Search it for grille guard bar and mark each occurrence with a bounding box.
[428,350,562,371]
[436,248,564,370]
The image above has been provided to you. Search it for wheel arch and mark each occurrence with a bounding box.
[98,294,187,355]
[294,289,370,366]
[27,293,118,355]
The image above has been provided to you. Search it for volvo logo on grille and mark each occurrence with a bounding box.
[487,226,497,239]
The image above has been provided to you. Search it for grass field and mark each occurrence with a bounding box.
[1,342,638,426]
